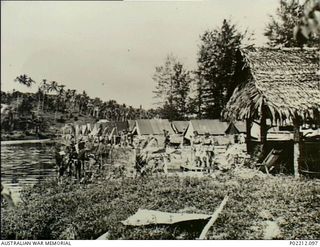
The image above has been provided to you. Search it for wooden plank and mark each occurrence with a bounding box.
[198,195,229,240]
[246,118,252,153]
[293,143,300,178]
[293,119,300,178]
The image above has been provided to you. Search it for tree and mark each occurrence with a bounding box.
[47,81,59,93]
[191,71,205,118]
[56,85,66,112]
[17,97,33,116]
[14,74,35,88]
[38,79,49,113]
[196,19,251,119]
[265,0,320,47]
[78,90,89,115]
[153,55,192,120]
[65,89,77,114]
[47,81,61,119]
[294,0,320,43]
[14,74,35,108]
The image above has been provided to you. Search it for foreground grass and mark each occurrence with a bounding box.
[1,169,320,240]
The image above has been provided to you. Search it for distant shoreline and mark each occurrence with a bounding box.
[1,139,54,145]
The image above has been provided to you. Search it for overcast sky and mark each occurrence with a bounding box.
[1,0,278,109]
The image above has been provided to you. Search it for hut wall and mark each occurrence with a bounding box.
[300,140,320,176]
[251,140,320,176]
[250,140,294,175]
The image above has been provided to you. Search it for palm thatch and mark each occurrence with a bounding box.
[224,47,320,123]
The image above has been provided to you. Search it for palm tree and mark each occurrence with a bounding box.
[47,81,59,93]
[47,81,61,120]
[70,89,77,113]
[79,90,89,115]
[14,74,35,87]
[39,79,49,113]
[57,85,66,112]
[75,93,82,114]
[14,74,35,109]
[65,89,77,115]
[86,100,94,117]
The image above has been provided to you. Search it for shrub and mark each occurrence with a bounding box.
[1,172,320,240]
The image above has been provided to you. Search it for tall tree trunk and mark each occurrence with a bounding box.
[37,95,41,116]
[42,94,46,113]
[54,97,61,120]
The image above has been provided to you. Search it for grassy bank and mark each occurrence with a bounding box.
[1,169,320,240]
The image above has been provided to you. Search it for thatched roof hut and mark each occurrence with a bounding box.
[223,47,320,177]
[224,47,320,123]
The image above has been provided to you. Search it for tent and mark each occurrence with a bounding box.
[134,119,174,136]
[184,120,228,140]
[225,121,246,135]
[171,121,189,134]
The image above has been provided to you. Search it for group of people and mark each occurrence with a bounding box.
[192,145,215,168]
[54,135,115,182]
[191,132,217,168]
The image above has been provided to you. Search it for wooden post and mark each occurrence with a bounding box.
[293,119,300,178]
[246,118,252,154]
[199,196,229,240]
[260,102,268,160]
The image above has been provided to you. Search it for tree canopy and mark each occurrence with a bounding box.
[152,55,192,120]
[265,0,320,47]
[294,0,320,43]
[196,19,252,119]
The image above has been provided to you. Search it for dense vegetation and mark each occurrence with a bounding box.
[152,0,320,120]
[1,169,319,240]
[1,78,158,140]
[153,55,192,121]
[264,0,320,47]
[152,19,252,120]
[1,0,319,242]
[3,1,318,128]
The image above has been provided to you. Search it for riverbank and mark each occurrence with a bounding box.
[1,168,320,240]
[1,130,56,141]
[1,139,54,145]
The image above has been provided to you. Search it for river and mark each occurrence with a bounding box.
[1,141,57,196]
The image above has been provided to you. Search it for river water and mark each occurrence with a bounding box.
[1,142,57,195]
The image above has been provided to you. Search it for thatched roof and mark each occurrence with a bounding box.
[224,47,320,123]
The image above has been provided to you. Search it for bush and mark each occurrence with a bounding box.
[1,172,320,240]
[57,118,66,124]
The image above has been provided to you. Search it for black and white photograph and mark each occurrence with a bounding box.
[1,0,320,242]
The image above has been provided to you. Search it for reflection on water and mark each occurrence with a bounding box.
[1,142,57,194]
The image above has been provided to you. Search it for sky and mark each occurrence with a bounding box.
[1,0,279,109]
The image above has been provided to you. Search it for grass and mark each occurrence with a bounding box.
[1,168,320,240]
